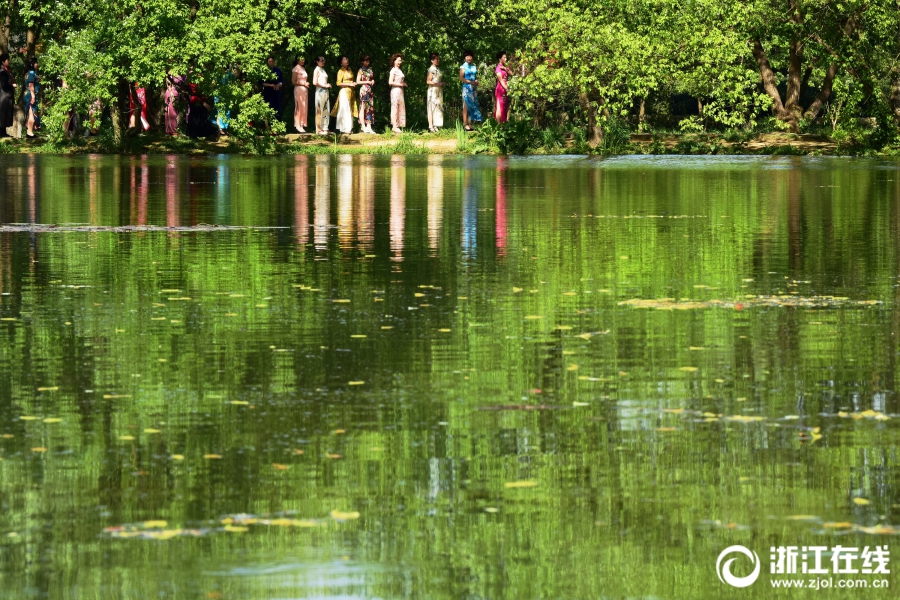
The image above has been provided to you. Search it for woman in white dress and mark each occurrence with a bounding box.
[313,56,332,135]
[388,53,407,133]
[426,53,445,133]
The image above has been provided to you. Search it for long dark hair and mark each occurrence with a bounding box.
[390,53,403,68]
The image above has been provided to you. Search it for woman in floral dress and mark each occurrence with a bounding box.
[356,55,375,134]
[459,50,482,130]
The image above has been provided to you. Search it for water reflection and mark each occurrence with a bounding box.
[427,155,443,255]
[0,155,898,599]
[357,156,374,251]
[294,155,309,247]
[390,155,405,262]
[314,155,330,251]
[337,155,354,249]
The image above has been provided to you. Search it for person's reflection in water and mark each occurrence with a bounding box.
[89,155,99,226]
[138,158,148,226]
[27,155,36,224]
[390,155,406,262]
[216,161,230,223]
[294,155,309,248]
[427,155,443,256]
[166,157,179,228]
[314,155,330,252]
[356,155,375,252]
[337,155,354,250]
[496,156,508,257]
[461,166,477,260]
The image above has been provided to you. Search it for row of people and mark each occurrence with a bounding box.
[267,50,512,135]
[0,54,40,138]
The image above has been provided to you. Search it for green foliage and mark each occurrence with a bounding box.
[598,118,632,156]
[472,119,539,154]
[228,93,285,155]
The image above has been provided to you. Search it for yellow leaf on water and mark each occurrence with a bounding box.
[151,317,167,321]
[524,315,544,320]
[144,428,161,434]
[326,453,342,459]
[689,347,705,351]
[103,394,131,399]
[381,326,394,330]
[31,447,47,452]
[171,455,184,460]
[438,328,451,333]
[333,299,351,303]
[556,325,572,331]
[350,334,367,338]
[225,313,238,317]
[577,333,592,340]
[42,418,62,424]
[573,401,589,407]
[512,287,523,293]
[119,435,135,441]
[484,507,499,513]
[334,429,346,434]
[679,366,699,372]
[823,522,853,529]
[19,416,39,421]
[204,454,222,459]
[37,386,58,392]
[563,292,577,296]
[786,515,819,521]
[567,364,579,371]
[853,498,870,506]
[143,520,168,529]
[272,463,289,471]
[414,293,425,297]
[330,510,360,521]
[224,525,248,533]
[348,381,365,386]
[504,481,538,488]
[230,400,249,405]
[656,427,677,432]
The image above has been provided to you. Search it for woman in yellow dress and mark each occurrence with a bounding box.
[331,56,358,134]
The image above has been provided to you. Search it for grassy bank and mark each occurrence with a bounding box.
[1,126,897,157]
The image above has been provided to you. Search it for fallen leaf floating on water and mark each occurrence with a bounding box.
[438,328,451,333]
[37,386,58,392]
[726,415,765,423]
[229,400,249,405]
[144,520,167,529]
[824,522,854,529]
[620,296,883,310]
[223,525,248,533]
[103,394,131,399]
[333,299,351,303]
[19,416,39,421]
[171,455,184,460]
[679,367,699,372]
[330,510,360,521]
[512,287,523,293]
[524,315,544,320]
[477,404,565,411]
[144,429,161,434]
[853,498,871,506]
[272,464,290,470]
[572,401,590,407]
[836,410,890,421]
[504,481,538,488]
[31,447,47,452]
[484,507,499,513]
[119,435,135,441]
[348,381,365,386]
[204,454,222,460]
[350,334,367,339]
[326,453,341,459]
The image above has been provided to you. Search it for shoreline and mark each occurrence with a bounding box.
[0,131,869,156]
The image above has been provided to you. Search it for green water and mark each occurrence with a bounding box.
[1,154,899,599]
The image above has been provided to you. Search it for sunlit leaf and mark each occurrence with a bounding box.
[504,481,538,488]
[330,510,360,521]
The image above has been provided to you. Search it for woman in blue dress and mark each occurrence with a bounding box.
[23,57,40,138]
[458,50,482,130]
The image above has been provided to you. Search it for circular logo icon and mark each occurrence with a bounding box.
[716,545,761,588]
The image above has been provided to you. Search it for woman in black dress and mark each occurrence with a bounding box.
[0,53,16,137]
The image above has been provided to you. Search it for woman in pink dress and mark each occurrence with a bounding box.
[164,72,181,135]
[494,51,510,123]
[292,57,309,133]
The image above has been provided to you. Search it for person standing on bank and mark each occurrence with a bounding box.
[292,57,309,133]
[426,53,445,133]
[0,54,15,138]
[24,57,40,138]
[313,56,331,135]
[260,57,284,128]
[331,55,358,134]
[494,51,510,123]
[459,50,482,131]
[388,53,407,134]
[356,55,375,134]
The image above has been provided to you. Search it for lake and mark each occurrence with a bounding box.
[0,153,898,598]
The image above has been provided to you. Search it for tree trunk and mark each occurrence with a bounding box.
[752,39,794,129]
[26,26,36,57]
[890,70,900,125]
[638,97,646,132]
[579,91,602,147]
[110,78,131,144]
[0,11,10,55]
[803,62,839,122]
